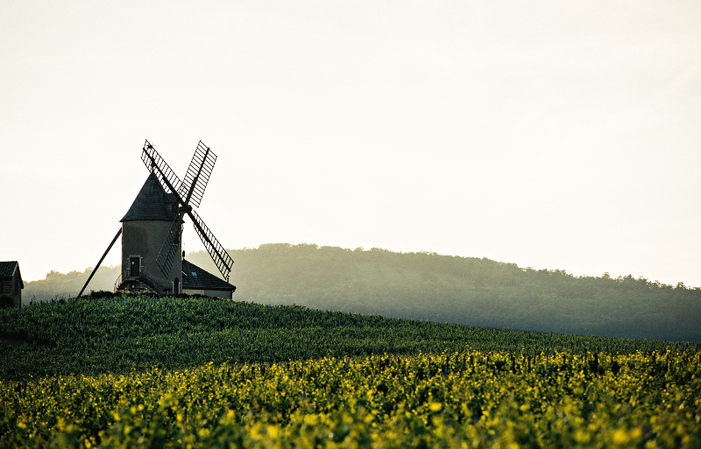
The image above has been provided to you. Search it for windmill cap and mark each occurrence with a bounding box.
[121,173,178,222]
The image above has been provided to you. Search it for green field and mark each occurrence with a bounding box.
[1,295,700,447]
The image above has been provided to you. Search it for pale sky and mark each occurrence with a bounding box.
[2,1,700,287]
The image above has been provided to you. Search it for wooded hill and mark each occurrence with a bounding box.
[23,243,701,342]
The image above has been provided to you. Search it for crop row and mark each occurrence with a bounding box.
[2,296,696,379]
[2,349,700,448]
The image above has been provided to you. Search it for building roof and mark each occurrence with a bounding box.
[121,172,178,222]
[0,261,23,288]
[182,259,236,292]
[0,261,19,278]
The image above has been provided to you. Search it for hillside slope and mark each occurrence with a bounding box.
[0,294,674,379]
[3,296,699,447]
[23,244,701,342]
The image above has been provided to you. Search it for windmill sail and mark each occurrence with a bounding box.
[141,140,182,194]
[156,213,184,277]
[179,141,217,208]
[188,209,234,281]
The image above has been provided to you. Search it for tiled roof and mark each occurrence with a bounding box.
[0,261,23,288]
[121,172,178,222]
[0,261,19,278]
[182,259,236,291]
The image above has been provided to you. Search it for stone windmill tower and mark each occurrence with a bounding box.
[78,140,235,297]
[118,171,181,293]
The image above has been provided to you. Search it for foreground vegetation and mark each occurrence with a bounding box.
[1,295,700,447]
[2,348,700,447]
[23,244,701,342]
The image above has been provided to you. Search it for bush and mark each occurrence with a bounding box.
[0,294,13,308]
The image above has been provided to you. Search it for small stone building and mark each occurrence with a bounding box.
[182,259,236,299]
[0,261,24,308]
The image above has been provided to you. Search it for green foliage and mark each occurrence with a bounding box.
[2,295,699,447]
[0,294,13,308]
[0,295,687,380]
[1,350,699,448]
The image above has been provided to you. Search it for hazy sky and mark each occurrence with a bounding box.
[2,1,700,287]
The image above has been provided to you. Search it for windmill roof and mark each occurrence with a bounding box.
[121,173,178,222]
[182,259,236,292]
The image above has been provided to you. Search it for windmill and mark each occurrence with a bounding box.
[78,140,235,297]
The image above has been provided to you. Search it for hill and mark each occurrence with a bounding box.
[2,295,699,447]
[23,243,701,342]
[0,294,675,379]
[23,265,121,302]
[186,244,701,342]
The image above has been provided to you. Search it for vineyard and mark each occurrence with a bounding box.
[1,295,700,447]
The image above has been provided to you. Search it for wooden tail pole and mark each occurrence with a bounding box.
[77,228,122,298]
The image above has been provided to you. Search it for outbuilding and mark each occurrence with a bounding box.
[182,259,236,299]
[0,261,24,308]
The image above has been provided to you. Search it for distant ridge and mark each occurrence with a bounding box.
[23,243,701,343]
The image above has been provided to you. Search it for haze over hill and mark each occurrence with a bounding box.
[22,244,701,343]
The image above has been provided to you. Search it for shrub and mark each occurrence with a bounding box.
[0,294,13,308]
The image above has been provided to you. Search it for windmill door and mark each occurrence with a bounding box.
[130,257,140,277]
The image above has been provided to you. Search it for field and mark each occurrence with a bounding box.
[1,295,700,447]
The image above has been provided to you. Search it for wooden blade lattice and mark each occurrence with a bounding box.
[188,209,233,281]
[178,141,217,208]
[156,214,184,277]
[141,140,182,194]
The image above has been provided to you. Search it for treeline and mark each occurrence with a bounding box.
[24,243,701,342]
[24,266,121,302]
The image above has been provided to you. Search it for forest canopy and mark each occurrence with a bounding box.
[23,243,701,342]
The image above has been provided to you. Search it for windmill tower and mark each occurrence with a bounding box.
[119,170,181,293]
[78,140,235,297]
